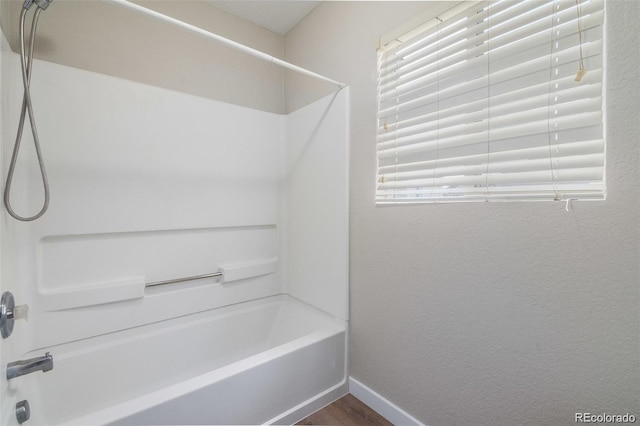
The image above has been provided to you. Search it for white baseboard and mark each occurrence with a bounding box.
[349,377,426,426]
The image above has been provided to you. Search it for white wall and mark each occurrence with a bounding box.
[0,0,286,113]
[285,1,640,425]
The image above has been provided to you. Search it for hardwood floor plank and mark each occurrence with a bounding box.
[296,394,393,426]
[335,394,392,426]
[323,402,364,426]
[298,408,343,426]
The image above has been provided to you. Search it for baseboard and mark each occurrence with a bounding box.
[349,377,426,426]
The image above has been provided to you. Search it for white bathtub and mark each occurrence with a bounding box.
[14,295,347,425]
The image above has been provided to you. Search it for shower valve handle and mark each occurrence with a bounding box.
[1,292,29,339]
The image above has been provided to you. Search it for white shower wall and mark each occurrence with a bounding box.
[286,92,349,320]
[0,16,19,426]
[0,46,348,353]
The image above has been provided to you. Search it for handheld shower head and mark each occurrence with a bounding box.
[23,0,52,11]
[6,0,52,221]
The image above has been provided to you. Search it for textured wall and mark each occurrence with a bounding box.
[285,1,640,425]
[0,0,285,113]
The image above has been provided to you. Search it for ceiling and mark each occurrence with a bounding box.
[207,1,321,36]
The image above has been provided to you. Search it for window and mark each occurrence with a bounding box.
[376,0,605,203]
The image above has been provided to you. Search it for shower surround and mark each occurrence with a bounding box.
[0,13,349,425]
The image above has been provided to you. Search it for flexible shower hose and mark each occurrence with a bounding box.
[3,6,50,221]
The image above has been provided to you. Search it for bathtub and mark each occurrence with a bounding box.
[13,295,347,425]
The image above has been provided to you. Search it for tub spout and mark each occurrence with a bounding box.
[6,352,53,380]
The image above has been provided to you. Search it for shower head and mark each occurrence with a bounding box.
[23,0,52,11]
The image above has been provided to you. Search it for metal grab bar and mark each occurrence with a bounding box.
[145,271,223,288]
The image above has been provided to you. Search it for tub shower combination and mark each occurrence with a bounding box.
[0,1,349,425]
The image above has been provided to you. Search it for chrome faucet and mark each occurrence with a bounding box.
[6,352,53,380]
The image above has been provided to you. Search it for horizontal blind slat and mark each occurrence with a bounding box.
[377,166,603,190]
[381,152,604,183]
[378,139,604,174]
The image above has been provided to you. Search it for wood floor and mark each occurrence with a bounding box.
[297,394,392,426]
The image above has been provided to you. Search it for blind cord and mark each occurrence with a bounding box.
[430,16,443,201]
[484,5,491,201]
[547,0,561,201]
[575,0,586,82]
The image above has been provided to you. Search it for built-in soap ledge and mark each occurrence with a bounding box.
[40,277,145,312]
[219,258,277,283]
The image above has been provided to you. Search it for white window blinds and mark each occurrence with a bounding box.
[376,0,605,203]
